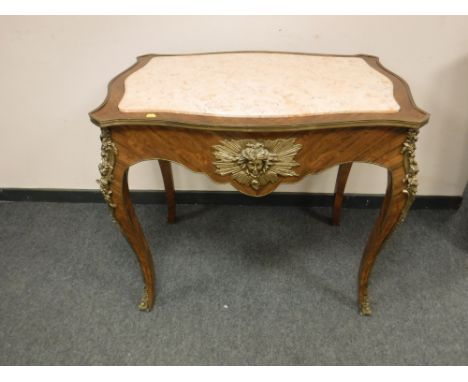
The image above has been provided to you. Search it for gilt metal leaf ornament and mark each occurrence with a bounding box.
[399,129,419,223]
[97,128,117,209]
[212,138,302,190]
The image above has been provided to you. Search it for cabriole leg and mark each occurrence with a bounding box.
[358,130,418,315]
[98,128,155,312]
[158,160,176,224]
[332,162,352,225]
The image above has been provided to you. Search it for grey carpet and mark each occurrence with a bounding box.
[0,194,466,365]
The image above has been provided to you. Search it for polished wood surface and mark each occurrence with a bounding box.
[332,163,353,226]
[90,52,429,316]
[157,160,176,224]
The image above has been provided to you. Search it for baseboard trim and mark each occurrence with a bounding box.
[0,188,462,209]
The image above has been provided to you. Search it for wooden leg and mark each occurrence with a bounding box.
[358,165,407,316]
[332,162,352,225]
[158,160,176,224]
[111,163,155,312]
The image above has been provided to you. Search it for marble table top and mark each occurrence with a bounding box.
[118,53,400,118]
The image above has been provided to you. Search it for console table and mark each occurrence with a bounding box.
[89,52,429,315]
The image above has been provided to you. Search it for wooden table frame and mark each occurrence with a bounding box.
[90,52,429,316]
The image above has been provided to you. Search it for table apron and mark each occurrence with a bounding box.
[108,125,409,197]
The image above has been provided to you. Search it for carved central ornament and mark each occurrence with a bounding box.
[213,138,302,190]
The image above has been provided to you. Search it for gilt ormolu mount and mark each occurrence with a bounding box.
[213,138,302,190]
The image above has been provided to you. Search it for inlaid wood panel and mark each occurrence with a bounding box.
[110,125,407,197]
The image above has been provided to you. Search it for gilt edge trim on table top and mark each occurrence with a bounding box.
[89,51,430,132]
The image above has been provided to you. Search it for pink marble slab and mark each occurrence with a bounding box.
[118,53,400,118]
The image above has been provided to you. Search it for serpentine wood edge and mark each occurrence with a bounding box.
[89,52,428,131]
